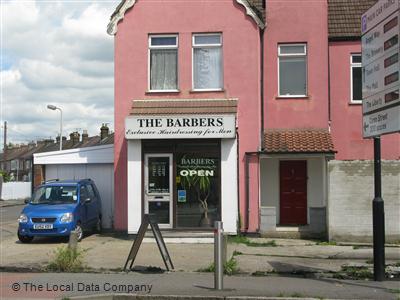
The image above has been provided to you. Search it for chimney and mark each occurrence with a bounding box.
[100,124,109,140]
[82,130,89,143]
[70,131,80,145]
[56,136,67,143]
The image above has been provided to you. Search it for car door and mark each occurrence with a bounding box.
[79,185,90,227]
[86,184,98,225]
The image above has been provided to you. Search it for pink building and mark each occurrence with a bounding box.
[108,0,264,234]
[108,0,399,240]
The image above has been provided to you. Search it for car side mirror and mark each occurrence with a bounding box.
[24,198,30,204]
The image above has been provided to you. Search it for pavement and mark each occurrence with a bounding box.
[1,271,400,300]
[0,199,26,208]
[1,203,399,299]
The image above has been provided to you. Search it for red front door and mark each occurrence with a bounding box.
[280,160,307,225]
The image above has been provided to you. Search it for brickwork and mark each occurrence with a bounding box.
[328,160,400,242]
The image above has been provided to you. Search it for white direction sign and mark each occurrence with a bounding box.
[361,0,399,34]
[362,48,399,98]
[361,13,399,66]
[363,86,400,113]
[362,0,400,138]
[363,104,400,137]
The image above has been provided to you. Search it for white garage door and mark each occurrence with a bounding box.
[45,164,114,229]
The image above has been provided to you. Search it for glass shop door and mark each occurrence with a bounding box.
[144,154,173,228]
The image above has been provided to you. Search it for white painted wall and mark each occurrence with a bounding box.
[34,145,113,164]
[328,160,400,242]
[260,156,326,224]
[1,182,31,200]
[221,138,238,234]
[127,138,238,234]
[127,140,142,234]
[45,164,114,229]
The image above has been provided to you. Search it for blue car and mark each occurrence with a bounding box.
[18,179,102,243]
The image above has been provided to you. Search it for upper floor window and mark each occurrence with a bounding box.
[192,33,223,90]
[149,35,178,91]
[350,54,362,103]
[278,44,307,97]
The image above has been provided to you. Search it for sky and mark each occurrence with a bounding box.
[0,0,120,149]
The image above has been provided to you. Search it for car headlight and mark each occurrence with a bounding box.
[18,214,28,223]
[60,213,73,223]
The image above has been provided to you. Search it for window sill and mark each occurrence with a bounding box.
[189,89,225,93]
[349,101,362,105]
[276,95,309,100]
[145,90,180,95]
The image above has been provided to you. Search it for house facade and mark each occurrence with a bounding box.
[109,0,263,234]
[109,0,399,240]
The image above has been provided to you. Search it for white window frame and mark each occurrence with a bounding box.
[350,53,362,104]
[278,43,308,97]
[192,33,223,91]
[148,34,179,93]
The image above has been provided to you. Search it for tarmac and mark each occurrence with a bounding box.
[1,200,399,299]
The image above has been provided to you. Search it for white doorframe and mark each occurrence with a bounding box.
[144,153,173,229]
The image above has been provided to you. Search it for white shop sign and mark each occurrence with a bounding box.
[361,13,399,66]
[363,86,400,113]
[363,104,400,137]
[362,47,399,98]
[125,115,236,139]
[361,0,399,34]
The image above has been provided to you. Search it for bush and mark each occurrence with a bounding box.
[0,171,11,183]
[47,246,85,272]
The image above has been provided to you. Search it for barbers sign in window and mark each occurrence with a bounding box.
[125,115,236,139]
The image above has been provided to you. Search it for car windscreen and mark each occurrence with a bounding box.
[31,185,78,204]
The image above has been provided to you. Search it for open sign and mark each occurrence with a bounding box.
[179,170,215,177]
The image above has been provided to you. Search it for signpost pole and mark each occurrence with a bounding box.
[373,136,385,281]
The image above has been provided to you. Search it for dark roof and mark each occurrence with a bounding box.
[2,133,114,162]
[263,129,336,154]
[130,99,238,115]
[328,0,377,39]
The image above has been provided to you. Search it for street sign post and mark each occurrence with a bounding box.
[362,0,400,138]
[361,0,400,282]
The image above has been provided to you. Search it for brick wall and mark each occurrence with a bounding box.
[328,160,400,242]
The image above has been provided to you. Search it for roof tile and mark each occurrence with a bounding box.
[263,129,336,153]
[328,0,377,39]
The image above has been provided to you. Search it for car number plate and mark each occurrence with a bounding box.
[33,224,53,229]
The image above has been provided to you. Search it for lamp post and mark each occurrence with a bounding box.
[47,105,63,151]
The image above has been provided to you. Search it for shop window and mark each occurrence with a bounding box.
[351,54,362,103]
[149,35,178,92]
[176,145,220,228]
[278,43,307,97]
[192,33,223,91]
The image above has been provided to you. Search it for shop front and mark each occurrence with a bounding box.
[125,99,238,234]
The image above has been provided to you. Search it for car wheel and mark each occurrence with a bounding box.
[74,223,83,242]
[93,216,102,233]
[17,231,34,243]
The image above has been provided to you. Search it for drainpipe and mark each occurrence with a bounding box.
[260,27,265,150]
[327,38,331,132]
[244,152,260,232]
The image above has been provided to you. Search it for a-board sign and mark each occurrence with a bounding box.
[361,0,400,138]
[123,214,174,272]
